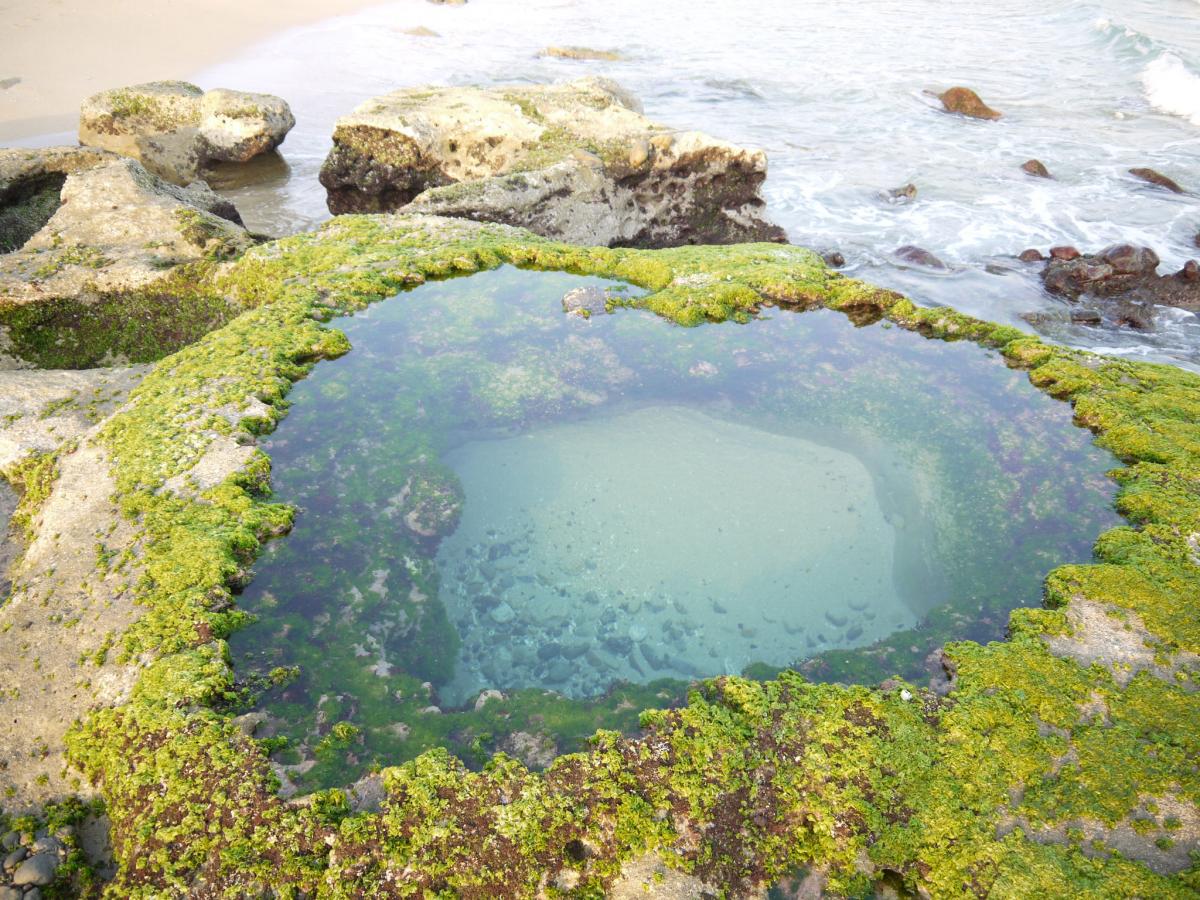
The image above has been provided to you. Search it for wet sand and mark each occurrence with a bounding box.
[0,0,395,141]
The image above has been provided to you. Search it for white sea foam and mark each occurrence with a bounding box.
[1141,53,1200,126]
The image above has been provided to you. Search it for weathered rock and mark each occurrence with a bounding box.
[540,46,622,61]
[1021,159,1051,178]
[0,146,113,253]
[1049,245,1080,261]
[0,149,253,368]
[937,86,1001,120]
[1040,244,1200,327]
[0,153,252,311]
[894,245,947,269]
[79,81,294,185]
[1018,248,1045,263]
[319,77,785,247]
[1129,167,1185,194]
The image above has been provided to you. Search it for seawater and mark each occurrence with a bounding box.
[230,266,1119,785]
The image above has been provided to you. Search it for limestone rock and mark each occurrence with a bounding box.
[79,80,294,185]
[0,146,113,253]
[937,86,1001,120]
[319,77,785,248]
[0,149,253,367]
[1,154,251,304]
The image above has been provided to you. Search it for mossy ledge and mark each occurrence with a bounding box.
[27,214,1196,896]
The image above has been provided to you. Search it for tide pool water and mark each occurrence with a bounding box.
[230,266,1119,788]
[438,406,909,705]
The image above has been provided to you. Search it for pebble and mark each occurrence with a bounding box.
[0,832,16,850]
[628,623,648,643]
[0,886,21,900]
[4,847,27,870]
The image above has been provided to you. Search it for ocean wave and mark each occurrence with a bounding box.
[1140,53,1200,126]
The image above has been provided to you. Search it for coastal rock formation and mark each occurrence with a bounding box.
[319,77,785,247]
[1036,243,1200,329]
[937,86,1001,120]
[78,81,295,185]
[0,148,254,367]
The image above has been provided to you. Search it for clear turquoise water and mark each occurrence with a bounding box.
[230,265,1119,786]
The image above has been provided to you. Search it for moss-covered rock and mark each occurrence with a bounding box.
[0,214,1195,896]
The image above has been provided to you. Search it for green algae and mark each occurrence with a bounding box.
[35,215,1200,895]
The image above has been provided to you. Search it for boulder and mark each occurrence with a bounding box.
[1129,167,1185,194]
[319,77,785,248]
[79,81,295,185]
[937,86,1001,120]
[1039,243,1200,328]
[1021,159,1051,179]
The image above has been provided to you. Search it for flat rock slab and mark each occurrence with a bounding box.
[79,80,295,185]
[319,76,785,248]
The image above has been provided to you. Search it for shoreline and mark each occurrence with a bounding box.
[0,0,395,142]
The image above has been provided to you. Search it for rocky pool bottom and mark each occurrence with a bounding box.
[226,265,1119,791]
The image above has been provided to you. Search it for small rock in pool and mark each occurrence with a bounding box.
[561,286,609,318]
[825,610,848,628]
[937,86,1001,120]
[1018,248,1045,262]
[1021,159,1051,179]
[894,245,947,269]
[1129,167,1185,194]
[489,602,515,624]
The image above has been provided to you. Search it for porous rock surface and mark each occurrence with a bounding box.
[78,80,295,185]
[319,77,785,247]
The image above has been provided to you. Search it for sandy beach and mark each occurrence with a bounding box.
[0,0,390,140]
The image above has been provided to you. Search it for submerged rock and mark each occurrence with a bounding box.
[936,86,1001,120]
[1021,159,1051,179]
[319,77,785,247]
[1039,243,1200,328]
[540,46,623,61]
[79,80,295,185]
[881,182,917,204]
[561,285,609,317]
[1129,167,1185,194]
[893,245,947,269]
